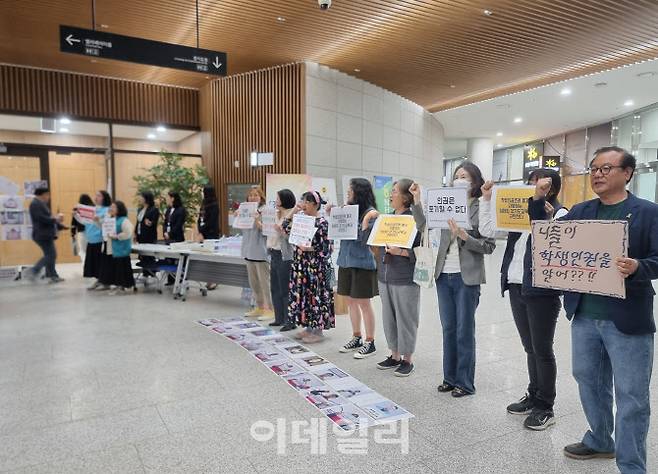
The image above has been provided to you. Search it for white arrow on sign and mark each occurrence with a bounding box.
[213,57,222,69]
[65,34,81,46]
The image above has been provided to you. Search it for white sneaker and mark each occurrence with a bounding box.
[87,281,101,290]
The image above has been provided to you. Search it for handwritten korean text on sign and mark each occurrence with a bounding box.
[425,187,471,229]
[531,220,628,298]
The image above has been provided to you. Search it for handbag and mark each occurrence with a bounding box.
[413,226,435,289]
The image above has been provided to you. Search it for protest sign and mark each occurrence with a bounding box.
[288,214,317,247]
[260,207,277,237]
[425,187,471,229]
[531,220,628,298]
[75,204,96,224]
[328,205,358,241]
[492,185,535,232]
[101,217,116,239]
[367,214,417,249]
[232,202,258,229]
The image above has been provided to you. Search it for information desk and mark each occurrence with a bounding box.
[131,243,249,301]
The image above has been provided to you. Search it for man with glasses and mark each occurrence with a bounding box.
[529,146,658,474]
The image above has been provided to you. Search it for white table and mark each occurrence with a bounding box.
[178,250,249,300]
[131,243,188,298]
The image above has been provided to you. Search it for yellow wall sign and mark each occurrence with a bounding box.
[367,214,418,249]
[492,185,536,233]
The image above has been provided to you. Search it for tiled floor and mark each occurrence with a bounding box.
[1,245,656,473]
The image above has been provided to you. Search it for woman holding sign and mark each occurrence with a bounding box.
[71,193,93,268]
[84,190,112,290]
[330,178,380,359]
[282,191,335,343]
[104,200,135,295]
[480,169,565,430]
[411,163,495,397]
[241,186,273,320]
[366,179,422,377]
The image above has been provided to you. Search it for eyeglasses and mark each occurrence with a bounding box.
[588,165,624,176]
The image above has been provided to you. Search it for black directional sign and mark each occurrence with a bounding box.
[59,25,227,76]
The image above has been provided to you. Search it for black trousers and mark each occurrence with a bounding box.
[269,250,292,325]
[33,239,58,278]
[508,284,561,411]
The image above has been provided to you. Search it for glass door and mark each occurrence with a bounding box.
[633,165,657,203]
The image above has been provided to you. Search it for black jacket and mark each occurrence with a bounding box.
[29,198,57,241]
[164,206,186,243]
[198,202,220,239]
[136,205,160,244]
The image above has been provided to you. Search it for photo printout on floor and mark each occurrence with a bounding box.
[531,219,628,298]
[288,213,317,247]
[232,202,258,229]
[328,205,359,240]
[425,187,471,229]
[196,317,413,431]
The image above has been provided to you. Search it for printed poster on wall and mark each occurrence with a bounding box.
[311,177,338,214]
[531,220,627,298]
[366,214,417,249]
[0,195,23,211]
[0,177,20,196]
[328,205,359,241]
[23,180,48,197]
[373,176,393,215]
[266,174,312,209]
[424,187,471,230]
[492,185,535,232]
[232,202,259,229]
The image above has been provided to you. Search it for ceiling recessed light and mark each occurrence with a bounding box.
[353,68,361,72]
[496,132,503,137]
[100,24,109,29]
[637,71,655,78]
[513,117,523,124]
[276,16,286,22]
[496,103,511,109]
[156,125,166,133]
[560,87,572,96]
[59,117,71,124]
[496,143,503,148]
[59,128,69,133]
[594,82,607,88]
[90,59,98,63]
[449,84,456,88]
[147,133,156,139]
[483,9,493,16]
[624,100,635,107]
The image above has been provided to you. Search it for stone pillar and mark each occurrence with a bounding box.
[466,138,494,180]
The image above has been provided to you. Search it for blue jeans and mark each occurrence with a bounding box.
[436,273,480,393]
[33,239,58,278]
[572,317,654,474]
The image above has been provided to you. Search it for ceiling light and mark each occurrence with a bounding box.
[496,132,503,137]
[496,143,503,148]
[276,16,286,22]
[100,24,109,29]
[147,133,156,139]
[560,87,572,96]
[354,68,361,72]
[449,84,456,89]
[156,125,166,133]
[594,82,607,88]
[513,117,523,124]
[59,117,71,124]
[637,71,655,78]
[59,128,69,133]
[483,9,493,16]
[496,103,511,109]
[624,100,635,107]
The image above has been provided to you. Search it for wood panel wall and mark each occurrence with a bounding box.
[200,62,305,231]
[0,64,199,128]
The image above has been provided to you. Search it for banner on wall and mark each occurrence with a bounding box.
[531,220,627,298]
[492,185,535,232]
[373,176,393,215]
[424,187,471,229]
[23,180,48,197]
[266,174,312,209]
[311,177,338,217]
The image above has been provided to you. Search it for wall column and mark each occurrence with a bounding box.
[466,138,494,179]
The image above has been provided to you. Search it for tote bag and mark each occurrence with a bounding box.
[413,226,435,289]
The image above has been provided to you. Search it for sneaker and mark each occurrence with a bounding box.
[269,322,283,327]
[108,288,118,296]
[563,442,615,460]
[354,340,376,359]
[394,361,415,377]
[294,329,311,340]
[437,382,455,393]
[339,336,363,353]
[257,310,275,321]
[302,333,324,344]
[507,394,534,415]
[377,356,402,370]
[96,284,110,291]
[245,308,262,317]
[87,281,101,290]
[49,276,65,284]
[451,387,473,398]
[524,409,556,431]
[280,323,297,332]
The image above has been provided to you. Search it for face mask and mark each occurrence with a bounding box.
[453,178,471,188]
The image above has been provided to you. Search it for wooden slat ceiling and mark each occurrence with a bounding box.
[2,0,658,111]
